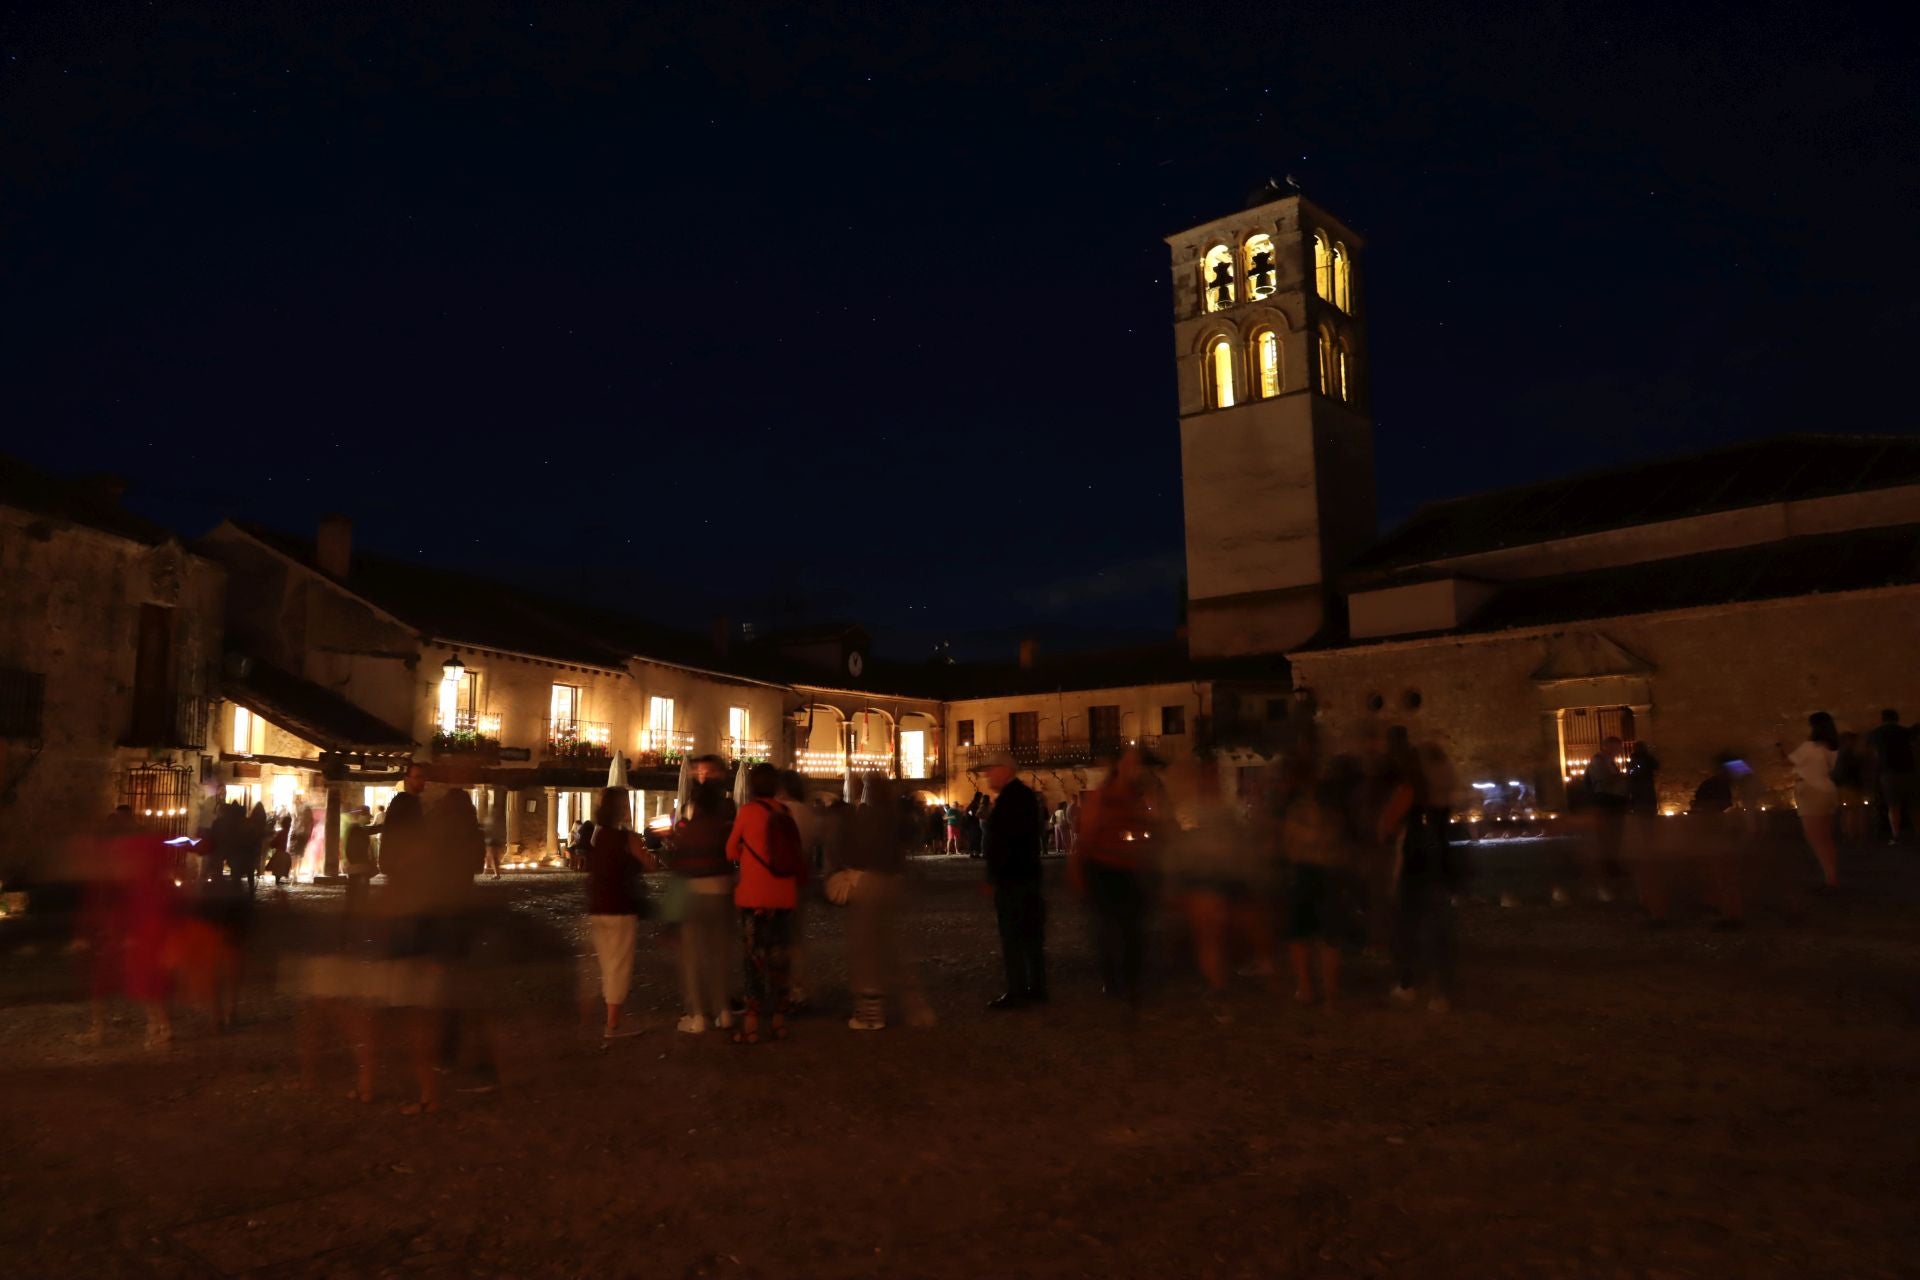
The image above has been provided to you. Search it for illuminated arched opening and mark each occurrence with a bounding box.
[1312,232,1332,301]
[1332,242,1352,311]
[1336,338,1353,402]
[1202,244,1235,312]
[1254,328,1282,398]
[1243,233,1276,301]
[1209,337,1236,409]
[1316,325,1336,396]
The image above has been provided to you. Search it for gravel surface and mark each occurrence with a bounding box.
[3,843,1918,1279]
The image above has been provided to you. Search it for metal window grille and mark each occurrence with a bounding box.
[0,667,45,740]
[117,764,195,838]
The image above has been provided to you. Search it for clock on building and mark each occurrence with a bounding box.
[846,650,865,679]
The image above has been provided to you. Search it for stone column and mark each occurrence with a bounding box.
[323,785,342,879]
[504,789,523,853]
[544,787,560,858]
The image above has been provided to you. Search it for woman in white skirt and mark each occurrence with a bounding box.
[585,787,655,1040]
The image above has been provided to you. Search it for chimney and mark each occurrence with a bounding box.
[316,514,353,579]
[711,616,731,657]
[1017,637,1038,670]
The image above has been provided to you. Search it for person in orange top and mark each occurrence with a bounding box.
[725,763,803,1043]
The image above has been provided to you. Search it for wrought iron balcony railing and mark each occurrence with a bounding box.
[545,717,613,760]
[432,710,502,755]
[795,749,847,777]
[725,736,771,763]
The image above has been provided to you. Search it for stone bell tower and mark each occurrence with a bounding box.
[1169,182,1377,659]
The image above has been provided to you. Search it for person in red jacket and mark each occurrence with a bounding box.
[725,763,802,1043]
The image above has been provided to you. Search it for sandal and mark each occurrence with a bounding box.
[399,1100,437,1116]
[730,1013,760,1045]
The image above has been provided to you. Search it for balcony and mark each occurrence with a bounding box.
[125,692,209,750]
[725,736,771,763]
[961,736,1159,770]
[432,710,502,756]
[795,749,847,777]
[545,718,613,761]
[633,727,694,767]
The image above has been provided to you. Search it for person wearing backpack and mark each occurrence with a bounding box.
[725,763,807,1043]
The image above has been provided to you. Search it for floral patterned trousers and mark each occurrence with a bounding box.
[739,908,794,1016]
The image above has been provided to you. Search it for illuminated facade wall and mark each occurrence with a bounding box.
[1290,585,1920,814]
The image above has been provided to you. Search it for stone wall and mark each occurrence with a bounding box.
[1291,586,1920,813]
[0,511,223,877]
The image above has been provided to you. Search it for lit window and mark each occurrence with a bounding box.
[1243,234,1276,300]
[1210,338,1235,409]
[231,705,255,755]
[1316,326,1336,395]
[1332,242,1352,311]
[646,696,675,751]
[728,706,749,742]
[1255,329,1282,398]
[549,683,580,730]
[1202,244,1235,312]
[1313,232,1332,301]
[899,729,927,779]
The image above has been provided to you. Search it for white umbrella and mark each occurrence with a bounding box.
[675,754,691,817]
[607,751,632,828]
[733,756,750,809]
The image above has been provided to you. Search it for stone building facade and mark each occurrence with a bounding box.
[1,458,223,878]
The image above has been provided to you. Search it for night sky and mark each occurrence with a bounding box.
[5,2,1915,659]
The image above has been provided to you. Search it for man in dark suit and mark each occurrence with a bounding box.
[981,757,1046,1009]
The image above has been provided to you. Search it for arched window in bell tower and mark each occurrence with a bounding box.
[1336,337,1353,402]
[1202,244,1235,313]
[1313,232,1333,301]
[1244,234,1276,301]
[1331,242,1353,311]
[1253,328,1282,398]
[1315,325,1336,396]
[1209,337,1236,409]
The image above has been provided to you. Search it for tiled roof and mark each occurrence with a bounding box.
[0,452,175,546]
[227,657,414,751]
[1308,521,1920,651]
[1357,434,1920,572]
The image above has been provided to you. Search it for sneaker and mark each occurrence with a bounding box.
[847,1015,886,1032]
[1499,892,1521,909]
[601,1025,642,1041]
[1550,886,1571,906]
[676,1014,709,1035]
[1390,985,1418,1005]
[1596,887,1616,904]
[714,1009,736,1030]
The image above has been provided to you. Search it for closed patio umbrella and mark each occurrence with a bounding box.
[733,756,750,810]
[608,751,633,828]
[675,754,691,818]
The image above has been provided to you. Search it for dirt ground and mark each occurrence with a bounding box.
[3,841,1918,1279]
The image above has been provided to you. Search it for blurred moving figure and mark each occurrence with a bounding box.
[342,806,374,913]
[981,756,1046,1010]
[1688,753,1751,927]
[1584,736,1631,902]
[1382,744,1463,1013]
[1166,756,1272,1021]
[1783,711,1841,888]
[1867,708,1917,844]
[78,806,177,1049]
[266,812,294,889]
[668,779,736,1034]
[1278,751,1362,1007]
[585,786,652,1042]
[841,774,933,1031]
[1073,746,1158,1008]
[781,770,819,1009]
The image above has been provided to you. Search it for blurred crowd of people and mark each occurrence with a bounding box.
[62,706,1917,1108]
